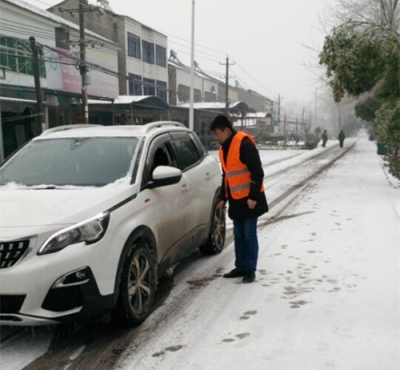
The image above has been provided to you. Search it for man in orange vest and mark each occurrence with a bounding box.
[210,115,268,283]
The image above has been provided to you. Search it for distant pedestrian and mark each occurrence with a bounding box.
[338,130,345,148]
[210,115,268,284]
[322,130,328,147]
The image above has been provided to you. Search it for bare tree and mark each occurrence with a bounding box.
[331,0,400,32]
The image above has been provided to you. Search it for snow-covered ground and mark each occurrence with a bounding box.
[2,138,399,370]
[0,148,312,370]
[209,148,307,166]
[117,137,400,370]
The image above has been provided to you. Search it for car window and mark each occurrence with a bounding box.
[190,132,207,157]
[142,135,177,187]
[172,135,202,171]
[0,137,139,187]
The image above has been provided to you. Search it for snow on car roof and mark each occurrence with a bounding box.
[36,123,188,139]
[36,125,146,139]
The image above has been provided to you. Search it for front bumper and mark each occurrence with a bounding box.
[0,233,122,326]
[0,266,115,326]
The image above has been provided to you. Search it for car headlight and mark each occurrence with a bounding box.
[38,212,110,255]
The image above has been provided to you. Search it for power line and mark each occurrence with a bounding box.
[233,62,278,98]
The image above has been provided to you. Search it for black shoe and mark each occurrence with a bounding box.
[223,268,245,278]
[242,272,256,284]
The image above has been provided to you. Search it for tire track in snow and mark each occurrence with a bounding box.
[21,142,357,370]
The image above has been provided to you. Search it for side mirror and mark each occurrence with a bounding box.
[147,166,182,189]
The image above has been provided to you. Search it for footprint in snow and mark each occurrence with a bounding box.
[240,310,257,320]
[222,333,251,342]
[152,345,184,357]
[290,300,308,309]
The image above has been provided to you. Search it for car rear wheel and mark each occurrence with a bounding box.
[116,240,157,326]
[199,202,226,255]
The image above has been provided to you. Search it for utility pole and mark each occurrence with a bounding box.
[314,87,318,130]
[189,0,195,131]
[59,2,105,124]
[79,0,88,124]
[277,94,281,132]
[220,56,235,116]
[302,106,305,137]
[29,36,44,136]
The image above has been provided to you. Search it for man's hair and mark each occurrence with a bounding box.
[210,115,233,131]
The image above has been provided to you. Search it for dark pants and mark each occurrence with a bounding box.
[233,217,259,272]
[340,140,344,148]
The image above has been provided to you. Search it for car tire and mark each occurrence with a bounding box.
[199,201,226,255]
[116,240,157,326]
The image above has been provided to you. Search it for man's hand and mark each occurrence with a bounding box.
[247,199,257,209]
[218,200,226,212]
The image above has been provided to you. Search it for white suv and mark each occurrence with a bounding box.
[0,122,225,326]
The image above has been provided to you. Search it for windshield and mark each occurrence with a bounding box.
[0,137,140,187]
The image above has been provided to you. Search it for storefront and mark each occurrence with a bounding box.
[0,97,42,161]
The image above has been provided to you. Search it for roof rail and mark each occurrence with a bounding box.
[41,124,101,136]
[140,121,186,134]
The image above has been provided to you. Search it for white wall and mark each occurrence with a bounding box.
[0,1,119,99]
[175,68,218,105]
[124,18,168,92]
[0,1,57,89]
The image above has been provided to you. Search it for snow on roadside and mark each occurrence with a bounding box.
[119,138,399,370]
[0,327,54,370]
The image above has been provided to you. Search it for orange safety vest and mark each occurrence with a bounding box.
[219,131,265,200]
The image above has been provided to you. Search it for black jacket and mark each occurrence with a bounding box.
[219,132,269,220]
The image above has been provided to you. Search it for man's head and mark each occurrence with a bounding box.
[210,115,234,144]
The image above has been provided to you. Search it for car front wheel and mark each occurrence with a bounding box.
[116,240,157,326]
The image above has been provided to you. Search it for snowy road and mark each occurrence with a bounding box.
[2,138,399,370]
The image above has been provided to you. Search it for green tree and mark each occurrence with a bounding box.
[319,0,400,177]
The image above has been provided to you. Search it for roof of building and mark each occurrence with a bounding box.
[3,0,115,44]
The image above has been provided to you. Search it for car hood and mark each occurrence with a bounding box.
[0,186,136,229]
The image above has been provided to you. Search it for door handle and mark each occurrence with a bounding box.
[181,184,190,192]
[205,172,211,180]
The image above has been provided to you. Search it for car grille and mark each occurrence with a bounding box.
[0,240,30,269]
[0,295,26,314]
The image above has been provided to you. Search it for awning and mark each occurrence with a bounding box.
[0,97,39,104]
[180,101,250,113]
[88,95,170,110]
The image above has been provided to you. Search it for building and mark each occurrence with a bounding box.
[237,88,274,114]
[0,0,119,160]
[168,53,219,106]
[49,0,169,102]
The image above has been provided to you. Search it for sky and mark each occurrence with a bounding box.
[32,0,333,116]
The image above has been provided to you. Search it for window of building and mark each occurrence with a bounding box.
[129,74,142,95]
[127,33,141,59]
[155,45,166,67]
[178,84,190,102]
[0,37,45,77]
[194,89,202,103]
[143,78,155,95]
[142,41,154,64]
[55,28,70,50]
[156,80,167,102]
[204,92,217,102]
